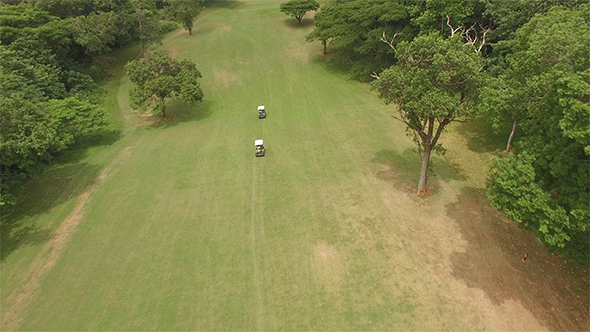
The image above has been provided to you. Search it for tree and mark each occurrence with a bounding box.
[280,0,320,25]
[125,50,204,119]
[71,12,118,65]
[409,0,485,35]
[131,0,162,53]
[374,33,483,193]
[306,0,411,78]
[485,5,590,265]
[166,0,204,35]
[483,0,587,43]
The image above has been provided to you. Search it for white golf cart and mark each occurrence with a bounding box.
[258,105,266,119]
[255,139,265,157]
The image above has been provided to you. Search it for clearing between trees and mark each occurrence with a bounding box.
[1,1,587,330]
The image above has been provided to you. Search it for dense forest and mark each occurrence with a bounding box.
[1,0,588,265]
[0,0,204,207]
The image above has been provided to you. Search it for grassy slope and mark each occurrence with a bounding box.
[2,1,588,331]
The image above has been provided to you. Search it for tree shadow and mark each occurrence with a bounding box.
[372,149,468,195]
[310,53,352,79]
[0,224,52,261]
[149,99,213,129]
[446,187,590,331]
[1,162,103,261]
[1,127,122,261]
[455,117,516,153]
[282,18,315,29]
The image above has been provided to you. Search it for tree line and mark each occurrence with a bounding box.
[297,0,589,265]
[0,0,205,207]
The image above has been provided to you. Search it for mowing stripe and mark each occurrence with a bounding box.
[249,156,264,330]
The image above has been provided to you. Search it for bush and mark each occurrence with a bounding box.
[159,20,180,34]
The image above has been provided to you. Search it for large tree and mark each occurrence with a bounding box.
[126,50,204,119]
[485,5,590,265]
[374,33,483,193]
[166,0,204,35]
[280,0,320,25]
[70,11,118,65]
[306,0,411,78]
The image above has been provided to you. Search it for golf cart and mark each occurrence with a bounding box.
[258,105,266,119]
[255,139,265,157]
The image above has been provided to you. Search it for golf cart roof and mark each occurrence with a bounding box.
[258,105,265,111]
[255,139,264,145]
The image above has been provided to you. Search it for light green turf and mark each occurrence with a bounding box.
[1,1,541,331]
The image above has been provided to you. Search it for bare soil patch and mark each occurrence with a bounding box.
[313,243,346,291]
[447,188,589,331]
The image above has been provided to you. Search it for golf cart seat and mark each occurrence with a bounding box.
[258,105,266,119]
[255,139,265,157]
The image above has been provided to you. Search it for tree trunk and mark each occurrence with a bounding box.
[417,144,432,194]
[322,40,327,54]
[297,16,302,24]
[188,25,192,35]
[504,118,519,153]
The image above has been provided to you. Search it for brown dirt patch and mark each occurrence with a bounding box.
[0,147,133,331]
[447,188,590,331]
[130,109,162,127]
[313,243,346,291]
[168,45,178,58]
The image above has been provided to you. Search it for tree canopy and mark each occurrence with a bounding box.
[126,50,204,118]
[0,0,178,206]
[485,5,590,265]
[280,0,320,25]
[166,0,204,35]
[374,33,484,193]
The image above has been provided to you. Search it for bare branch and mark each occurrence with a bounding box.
[371,71,380,80]
[446,16,462,37]
[461,23,490,53]
[380,31,401,52]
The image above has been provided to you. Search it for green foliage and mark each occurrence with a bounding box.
[159,20,180,34]
[280,0,320,24]
[71,11,118,65]
[166,0,203,35]
[483,0,587,43]
[34,0,122,19]
[46,97,108,148]
[0,4,55,44]
[306,0,411,78]
[130,0,162,52]
[0,97,59,170]
[485,5,590,265]
[374,33,483,191]
[126,50,204,118]
[409,0,485,35]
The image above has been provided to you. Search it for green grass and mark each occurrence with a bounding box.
[2,1,588,331]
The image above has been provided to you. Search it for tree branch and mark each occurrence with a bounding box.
[446,15,462,37]
[380,31,401,52]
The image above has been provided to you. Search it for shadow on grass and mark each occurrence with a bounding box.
[1,162,104,261]
[283,18,315,29]
[1,129,122,261]
[372,149,468,195]
[310,53,352,79]
[456,117,517,153]
[149,99,213,129]
[447,187,590,331]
